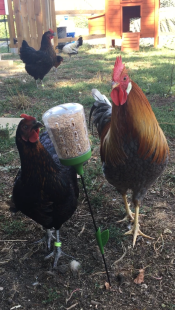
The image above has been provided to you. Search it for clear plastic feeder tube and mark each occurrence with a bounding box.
[42,103,91,160]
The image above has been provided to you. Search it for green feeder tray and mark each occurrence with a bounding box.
[60,149,91,175]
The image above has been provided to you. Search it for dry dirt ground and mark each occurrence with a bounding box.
[0,58,175,310]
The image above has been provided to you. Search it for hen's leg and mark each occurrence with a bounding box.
[53,230,62,268]
[117,194,135,223]
[41,80,44,88]
[44,230,62,268]
[34,228,55,251]
[125,203,153,247]
[45,230,76,268]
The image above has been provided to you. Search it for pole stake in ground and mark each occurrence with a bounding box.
[43,103,111,286]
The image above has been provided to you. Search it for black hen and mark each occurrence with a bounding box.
[20,30,63,87]
[11,114,79,268]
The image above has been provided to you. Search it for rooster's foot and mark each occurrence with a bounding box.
[125,224,154,247]
[117,209,135,223]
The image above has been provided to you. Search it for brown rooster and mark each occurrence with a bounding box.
[20,29,63,87]
[10,114,79,268]
[89,56,169,246]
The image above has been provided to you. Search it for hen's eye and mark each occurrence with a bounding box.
[23,125,28,130]
[123,77,127,81]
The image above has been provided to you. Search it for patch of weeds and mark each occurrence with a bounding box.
[109,224,126,244]
[0,183,5,194]
[83,162,102,190]
[152,103,175,137]
[43,286,61,304]
[89,135,99,151]
[91,194,106,209]
[0,136,17,165]
[0,216,27,235]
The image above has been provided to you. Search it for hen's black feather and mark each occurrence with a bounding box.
[12,126,79,231]
[20,31,57,81]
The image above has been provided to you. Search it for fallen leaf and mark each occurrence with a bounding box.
[104,282,111,290]
[134,269,145,284]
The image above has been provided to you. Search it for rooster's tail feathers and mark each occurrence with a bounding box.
[89,89,112,137]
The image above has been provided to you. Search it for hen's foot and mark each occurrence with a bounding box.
[44,230,76,269]
[33,229,55,251]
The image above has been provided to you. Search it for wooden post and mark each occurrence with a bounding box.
[20,0,30,44]
[27,0,37,49]
[7,0,16,48]
[154,0,159,47]
[34,0,43,49]
[13,0,23,49]
[50,0,57,48]
[41,0,47,32]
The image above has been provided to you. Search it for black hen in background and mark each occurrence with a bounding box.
[11,114,79,268]
[20,30,63,87]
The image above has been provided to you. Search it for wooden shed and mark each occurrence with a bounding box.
[88,0,160,51]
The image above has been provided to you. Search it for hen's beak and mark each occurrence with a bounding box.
[32,121,43,130]
[112,82,120,89]
[55,45,58,50]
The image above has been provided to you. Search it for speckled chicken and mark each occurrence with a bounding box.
[11,114,79,268]
[89,56,169,246]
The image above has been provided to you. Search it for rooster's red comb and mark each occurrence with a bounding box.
[20,114,36,121]
[49,28,54,33]
[113,56,127,81]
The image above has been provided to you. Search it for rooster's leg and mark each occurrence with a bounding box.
[117,194,135,223]
[125,204,154,247]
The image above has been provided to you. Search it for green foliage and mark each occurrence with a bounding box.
[0,136,17,165]
[0,15,9,38]
[43,287,61,304]
[109,225,126,244]
[0,216,27,235]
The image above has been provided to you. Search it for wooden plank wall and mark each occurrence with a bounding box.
[141,0,155,38]
[88,14,106,35]
[105,0,121,38]
[7,0,57,50]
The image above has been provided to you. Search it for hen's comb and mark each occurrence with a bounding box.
[113,56,127,80]
[20,114,36,121]
[49,28,54,33]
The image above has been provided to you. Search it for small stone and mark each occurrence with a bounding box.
[164,228,172,234]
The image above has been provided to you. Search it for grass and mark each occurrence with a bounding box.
[0,46,174,169]
[0,215,27,235]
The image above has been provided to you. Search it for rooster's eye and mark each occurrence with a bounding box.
[123,77,127,81]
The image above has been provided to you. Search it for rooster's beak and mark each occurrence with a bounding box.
[112,82,120,89]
